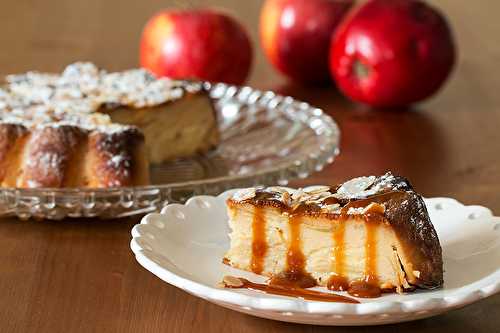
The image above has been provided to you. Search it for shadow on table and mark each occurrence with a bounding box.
[0,215,139,230]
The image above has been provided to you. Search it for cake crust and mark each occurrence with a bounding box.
[0,122,148,188]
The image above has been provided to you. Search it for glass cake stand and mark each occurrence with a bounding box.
[0,83,340,219]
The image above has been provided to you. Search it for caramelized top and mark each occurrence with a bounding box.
[229,173,409,216]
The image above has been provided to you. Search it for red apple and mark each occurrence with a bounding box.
[140,9,253,85]
[260,0,354,85]
[330,0,456,107]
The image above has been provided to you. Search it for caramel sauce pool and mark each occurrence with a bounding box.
[225,277,359,304]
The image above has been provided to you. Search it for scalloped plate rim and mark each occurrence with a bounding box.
[130,189,500,324]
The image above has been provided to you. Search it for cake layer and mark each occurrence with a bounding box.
[224,173,443,296]
[105,90,218,164]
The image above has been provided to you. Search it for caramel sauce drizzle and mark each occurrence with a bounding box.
[269,212,317,288]
[250,207,267,275]
[224,277,359,304]
[243,194,388,300]
[365,219,378,281]
[327,206,384,298]
[286,214,307,278]
[347,219,381,298]
[327,217,349,292]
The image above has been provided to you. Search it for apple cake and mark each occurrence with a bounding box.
[224,173,443,298]
[0,62,218,188]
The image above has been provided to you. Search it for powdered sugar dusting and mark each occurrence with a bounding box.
[107,153,131,178]
[27,152,63,174]
[0,62,203,133]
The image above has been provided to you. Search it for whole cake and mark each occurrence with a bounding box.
[0,62,218,188]
[223,173,443,298]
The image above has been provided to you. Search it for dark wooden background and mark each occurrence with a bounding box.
[0,0,499,332]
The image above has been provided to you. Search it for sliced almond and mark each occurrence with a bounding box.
[232,188,256,201]
[308,190,334,201]
[322,203,341,213]
[335,176,376,198]
[390,248,411,294]
[281,191,291,206]
[291,189,304,202]
[317,191,334,199]
[362,203,385,215]
[222,275,244,288]
[267,186,289,194]
[303,185,331,195]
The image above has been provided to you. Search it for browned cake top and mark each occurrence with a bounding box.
[229,172,413,214]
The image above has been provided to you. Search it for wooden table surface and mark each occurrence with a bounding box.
[1,0,499,332]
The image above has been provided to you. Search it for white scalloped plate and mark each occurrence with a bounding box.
[130,190,500,326]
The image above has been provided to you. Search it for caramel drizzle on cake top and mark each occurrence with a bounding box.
[228,173,409,299]
[250,208,267,275]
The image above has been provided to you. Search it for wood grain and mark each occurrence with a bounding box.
[0,0,499,332]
